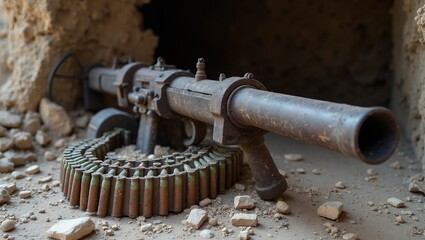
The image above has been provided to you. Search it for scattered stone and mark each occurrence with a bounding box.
[54,138,67,149]
[4,151,36,167]
[0,159,14,173]
[408,181,424,194]
[0,189,10,205]
[343,233,358,240]
[317,201,343,220]
[296,168,305,174]
[186,209,208,230]
[235,183,246,191]
[19,190,31,199]
[238,230,250,240]
[12,131,32,150]
[152,220,162,225]
[0,126,7,137]
[25,165,40,174]
[234,195,255,210]
[140,223,152,232]
[46,217,95,240]
[104,229,114,236]
[200,229,214,239]
[0,182,16,194]
[0,111,22,128]
[11,170,26,179]
[75,114,91,128]
[44,151,57,161]
[208,217,218,226]
[366,168,377,176]
[276,201,290,214]
[21,111,41,134]
[111,224,119,231]
[52,180,61,187]
[199,198,212,207]
[335,181,346,189]
[284,154,303,161]
[231,214,258,227]
[278,169,288,177]
[395,216,404,223]
[387,197,405,208]
[38,176,53,183]
[312,168,320,175]
[0,138,13,152]
[1,219,15,232]
[35,130,50,146]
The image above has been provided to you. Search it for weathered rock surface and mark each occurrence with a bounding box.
[231,214,258,227]
[186,209,208,230]
[234,195,255,210]
[39,98,73,136]
[0,0,157,111]
[46,217,95,240]
[0,111,21,128]
[317,201,343,220]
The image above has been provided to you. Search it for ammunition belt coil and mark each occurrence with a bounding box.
[60,129,243,218]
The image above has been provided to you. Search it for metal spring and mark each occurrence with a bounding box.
[60,129,243,218]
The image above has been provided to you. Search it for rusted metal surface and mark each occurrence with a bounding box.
[60,129,242,218]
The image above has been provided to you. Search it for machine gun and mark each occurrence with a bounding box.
[50,53,399,217]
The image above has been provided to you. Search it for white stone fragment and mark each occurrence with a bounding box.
[238,230,250,240]
[366,168,377,176]
[317,201,343,220]
[234,195,255,210]
[186,209,208,230]
[46,217,95,240]
[284,154,303,161]
[140,223,152,232]
[387,197,405,208]
[200,229,214,239]
[231,213,258,227]
[395,216,404,223]
[0,182,16,194]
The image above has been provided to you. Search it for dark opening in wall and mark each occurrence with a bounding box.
[140,0,393,106]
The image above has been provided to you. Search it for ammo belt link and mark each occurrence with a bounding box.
[60,129,243,218]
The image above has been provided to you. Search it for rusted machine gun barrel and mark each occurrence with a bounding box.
[228,87,399,164]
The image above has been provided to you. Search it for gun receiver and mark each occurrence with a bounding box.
[79,57,399,200]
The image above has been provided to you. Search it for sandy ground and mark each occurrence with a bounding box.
[0,132,422,240]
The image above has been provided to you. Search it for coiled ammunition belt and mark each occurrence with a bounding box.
[60,129,243,218]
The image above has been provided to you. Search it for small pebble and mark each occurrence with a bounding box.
[38,176,52,183]
[25,165,40,175]
[335,181,346,189]
[342,233,358,240]
[366,168,377,176]
[276,201,290,214]
[11,171,26,179]
[317,201,343,220]
[395,216,404,223]
[200,229,214,239]
[199,198,212,207]
[284,154,303,161]
[296,168,305,174]
[235,183,246,191]
[312,168,320,175]
[19,190,31,199]
[1,219,15,232]
[104,229,114,236]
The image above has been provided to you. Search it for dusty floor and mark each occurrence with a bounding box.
[0,132,422,240]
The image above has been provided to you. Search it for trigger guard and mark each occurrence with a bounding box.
[183,120,207,146]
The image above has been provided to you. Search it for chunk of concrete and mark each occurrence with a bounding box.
[276,200,290,214]
[46,217,95,240]
[234,195,255,210]
[186,209,208,230]
[387,197,405,208]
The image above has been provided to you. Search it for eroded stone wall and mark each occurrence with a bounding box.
[0,0,157,112]
[392,0,425,166]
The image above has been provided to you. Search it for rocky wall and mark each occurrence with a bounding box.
[392,0,425,167]
[0,0,157,112]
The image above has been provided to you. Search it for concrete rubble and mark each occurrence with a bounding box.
[317,201,343,220]
[46,217,95,240]
[185,209,208,230]
[231,214,258,227]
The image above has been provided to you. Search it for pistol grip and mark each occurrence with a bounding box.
[239,135,287,200]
